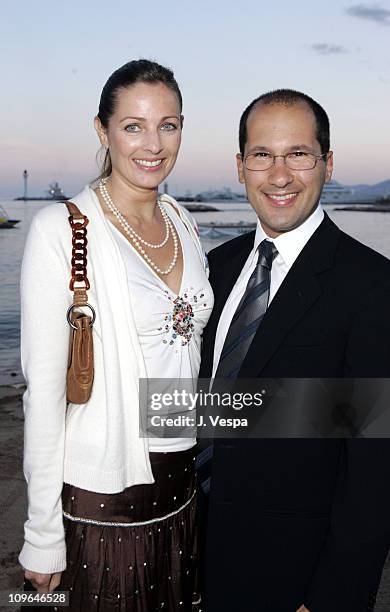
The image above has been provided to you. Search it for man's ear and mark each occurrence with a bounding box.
[325,151,333,183]
[94,116,108,148]
[236,153,245,184]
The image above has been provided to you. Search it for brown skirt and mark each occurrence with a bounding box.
[26,448,201,612]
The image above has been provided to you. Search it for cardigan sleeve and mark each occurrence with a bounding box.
[18,210,71,574]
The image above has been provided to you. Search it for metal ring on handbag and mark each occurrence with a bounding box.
[66,303,96,330]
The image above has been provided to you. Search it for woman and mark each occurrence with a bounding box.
[19,59,213,611]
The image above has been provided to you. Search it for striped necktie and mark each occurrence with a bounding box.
[196,239,278,495]
[214,239,278,379]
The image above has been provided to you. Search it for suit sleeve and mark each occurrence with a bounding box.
[305,282,390,612]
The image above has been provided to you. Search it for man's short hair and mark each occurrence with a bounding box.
[238,89,330,157]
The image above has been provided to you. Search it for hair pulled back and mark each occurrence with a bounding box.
[96,59,182,180]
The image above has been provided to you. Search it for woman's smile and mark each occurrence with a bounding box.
[133,157,165,171]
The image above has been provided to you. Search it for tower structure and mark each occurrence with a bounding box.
[23,170,28,200]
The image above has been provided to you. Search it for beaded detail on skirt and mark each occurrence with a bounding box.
[44,448,201,612]
[62,488,196,528]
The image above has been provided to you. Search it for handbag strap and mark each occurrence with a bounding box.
[66,201,90,307]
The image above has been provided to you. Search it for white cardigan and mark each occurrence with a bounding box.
[18,185,206,574]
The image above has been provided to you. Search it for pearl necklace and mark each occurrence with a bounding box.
[99,179,179,276]
[99,178,170,249]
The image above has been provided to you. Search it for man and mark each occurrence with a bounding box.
[199,90,390,612]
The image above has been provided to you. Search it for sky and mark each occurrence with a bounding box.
[1,0,390,197]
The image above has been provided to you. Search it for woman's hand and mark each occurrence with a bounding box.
[24,570,62,593]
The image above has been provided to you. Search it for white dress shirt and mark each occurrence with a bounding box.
[212,206,324,377]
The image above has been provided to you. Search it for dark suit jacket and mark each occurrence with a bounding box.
[199,214,390,612]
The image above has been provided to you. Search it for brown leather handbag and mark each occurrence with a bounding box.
[65,202,95,404]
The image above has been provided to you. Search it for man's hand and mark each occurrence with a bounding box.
[296,606,310,612]
[24,570,62,593]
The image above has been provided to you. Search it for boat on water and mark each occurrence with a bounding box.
[46,182,68,200]
[15,182,69,201]
[320,180,355,204]
[182,203,218,212]
[198,220,256,238]
[0,205,20,228]
[195,187,247,203]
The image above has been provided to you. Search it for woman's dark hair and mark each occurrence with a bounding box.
[238,89,330,157]
[96,59,182,180]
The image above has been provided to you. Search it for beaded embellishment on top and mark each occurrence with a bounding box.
[159,288,208,347]
[171,296,194,345]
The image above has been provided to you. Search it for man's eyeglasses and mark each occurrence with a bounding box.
[244,151,328,172]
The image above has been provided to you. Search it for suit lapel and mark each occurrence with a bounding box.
[200,233,254,378]
[238,215,341,377]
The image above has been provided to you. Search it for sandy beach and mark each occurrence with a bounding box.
[0,385,26,611]
[0,384,389,611]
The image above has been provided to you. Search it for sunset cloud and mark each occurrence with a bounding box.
[310,43,348,55]
[346,4,390,25]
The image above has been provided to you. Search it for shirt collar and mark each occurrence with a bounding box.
[253,205,324,268]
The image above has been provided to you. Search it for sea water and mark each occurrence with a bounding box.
[1,198,389,385]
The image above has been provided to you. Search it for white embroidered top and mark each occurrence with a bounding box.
[108,202,213,452]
